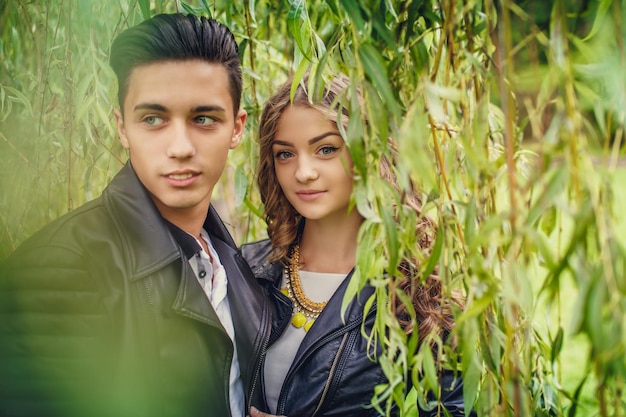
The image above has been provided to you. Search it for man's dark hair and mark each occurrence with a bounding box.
[109,13,242,115]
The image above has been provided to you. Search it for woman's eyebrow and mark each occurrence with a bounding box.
[273,131,342,147]
[308,131,342,145]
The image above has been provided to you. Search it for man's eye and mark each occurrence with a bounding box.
[144,116,164,125]
[196,115,216,125]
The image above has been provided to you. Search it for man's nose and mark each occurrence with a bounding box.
[166,121,196,158]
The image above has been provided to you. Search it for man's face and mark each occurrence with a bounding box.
[115,60,246,224]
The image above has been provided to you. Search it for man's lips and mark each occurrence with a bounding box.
[167,172,195,180]
[163,170,200,186]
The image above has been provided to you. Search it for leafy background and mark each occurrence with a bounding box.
[1,0,625,415]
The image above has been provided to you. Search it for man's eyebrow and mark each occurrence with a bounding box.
[134,103,167,112]
[132,104,227,113]
[192,105,226,113]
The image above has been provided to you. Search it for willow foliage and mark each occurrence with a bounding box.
[1,0,624,415]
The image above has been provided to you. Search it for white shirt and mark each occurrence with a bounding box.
[188,229,244,417]
[263,269,346,414]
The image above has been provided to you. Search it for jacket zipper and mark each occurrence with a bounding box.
[311,332,350,416]
[276,319,361,414]
[142,279,154,306]
[246,293,272,409]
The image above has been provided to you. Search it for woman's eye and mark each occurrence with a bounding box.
[275,150,293,160]
[195,115,215,125]
[318,146,339,156]
[144,115,164,126]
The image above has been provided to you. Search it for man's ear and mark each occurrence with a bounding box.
[114,109,130,149]
[230,109,247,149]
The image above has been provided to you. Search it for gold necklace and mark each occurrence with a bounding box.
[281,244,327,332]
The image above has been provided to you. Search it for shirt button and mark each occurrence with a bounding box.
[199,270,207,278]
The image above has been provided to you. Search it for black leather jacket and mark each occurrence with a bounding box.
[0,163,270,417]
[242,239,472,417]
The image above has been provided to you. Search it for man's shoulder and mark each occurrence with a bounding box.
[7,164,141,259]
[6,196,113,261]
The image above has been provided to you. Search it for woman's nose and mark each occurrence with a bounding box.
[294,156,319,183]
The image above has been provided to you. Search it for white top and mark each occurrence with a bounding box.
[188,229,244,417]
[264,269,346,414]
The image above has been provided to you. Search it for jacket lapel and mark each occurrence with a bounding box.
[170,261,224,327]
[170,204,245,328]
[294,271,376,358]
[206,210,272,401]
[103,163,181,280]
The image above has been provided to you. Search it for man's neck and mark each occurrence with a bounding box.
[157,205,209,251]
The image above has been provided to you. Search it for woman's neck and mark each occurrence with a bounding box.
[298,211,363,274]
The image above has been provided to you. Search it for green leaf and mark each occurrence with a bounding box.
[247,0,256,23]
[458,286,496,322]
[464,197,477,248]
[354,184,377,221]
[234,167,248,206]
[202,0,213,17]
[539,204,557,236]
[339,0,366,32]
[420,342,438,393]
[421,228,443,280]
[243,196,263,220]
[180,3,197,15]
[462,347,481,411]
[582,0,612,41]
[290,58,311,102]
[550,327,564,364]
[381,204,399,272]
[358,44,400,118]
[527,167,568,227]
[4,86,33,116]
[138,0,151,19]
[287,0,311,60]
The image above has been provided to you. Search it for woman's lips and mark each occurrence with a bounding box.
[295,190,325,201]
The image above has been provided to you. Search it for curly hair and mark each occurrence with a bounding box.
[257,74,459,345]
[257,75,351,263]
[379,143,460,345]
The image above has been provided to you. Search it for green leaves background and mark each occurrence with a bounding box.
[1,0,625,415]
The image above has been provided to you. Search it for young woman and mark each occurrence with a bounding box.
[243,75,472,417]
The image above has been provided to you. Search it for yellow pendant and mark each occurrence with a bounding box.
[280,288,289,296]
[292,312,307,328]
[304,319,315,332]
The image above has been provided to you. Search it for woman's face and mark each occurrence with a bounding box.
[271,105,354,223]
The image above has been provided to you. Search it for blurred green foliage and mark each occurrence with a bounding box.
[1,0,625,415]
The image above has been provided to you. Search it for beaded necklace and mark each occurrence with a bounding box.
[281,243,327,332]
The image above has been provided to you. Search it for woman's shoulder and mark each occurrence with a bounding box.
[240,238,274,269]
[240,239,285,284]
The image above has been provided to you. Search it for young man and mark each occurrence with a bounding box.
[0,13,269,417]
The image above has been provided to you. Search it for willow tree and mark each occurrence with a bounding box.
[1,0,624,415]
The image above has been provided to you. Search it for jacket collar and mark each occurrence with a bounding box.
[165,221,201,260]
[297,269,376,355]
[246,240,376,347]
[102,162,237,279]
